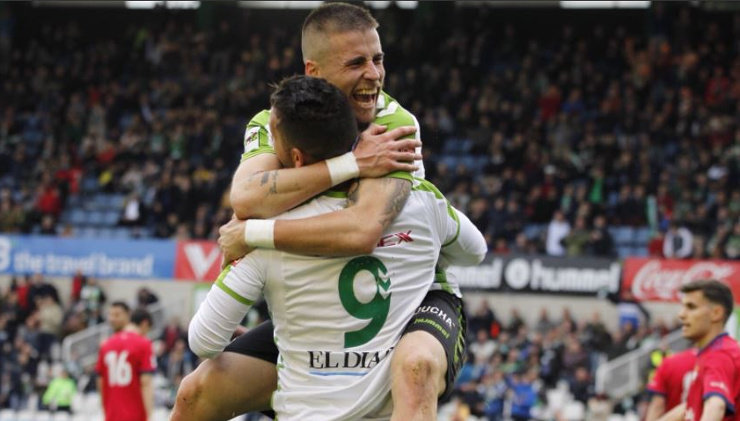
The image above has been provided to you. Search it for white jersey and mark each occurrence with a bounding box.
[189,178,487,420]
[239,92,466,297]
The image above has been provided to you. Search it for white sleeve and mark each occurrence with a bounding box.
[439,207,487,267]
[188,252,268,359]
[411,114,425,179]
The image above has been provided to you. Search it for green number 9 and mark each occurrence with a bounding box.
[338,256,392,348]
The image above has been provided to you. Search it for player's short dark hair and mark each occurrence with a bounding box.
[303,2,377,36]
[681,279,734,323]
[110,301,130,313]
[270,75,358,162]
[131,308,153,327]
[302,2,378,60]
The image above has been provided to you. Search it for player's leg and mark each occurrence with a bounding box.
[170,321,278,421]
[390,291,467,421]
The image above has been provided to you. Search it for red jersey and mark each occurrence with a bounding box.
[96,330,156,421]
[685,333,740,421]
[647,349,697,411]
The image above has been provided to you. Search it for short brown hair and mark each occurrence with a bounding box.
[301,2,378,61]
[681,279,734,323]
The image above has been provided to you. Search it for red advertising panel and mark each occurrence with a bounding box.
[622,258,740,303]
[174,241,223,282]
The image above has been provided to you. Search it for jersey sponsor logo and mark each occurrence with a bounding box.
[243,126,261,151]
[174,241,222,281]
[709,381,729,393]
[307,347,394,373]
[413,305,455,329]
[376,230,413,247]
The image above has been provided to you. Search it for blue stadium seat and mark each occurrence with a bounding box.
[617,245,633,259]
[610,226,635,246]
[87,211,104,226]
[113,227,132,239]
[523,224,545,239]
[631,246,648,257]
[109,194,126,209]
[79,227,98,238]
[102,210,120,226]
[69,209,86,226]
[634,227,651,245]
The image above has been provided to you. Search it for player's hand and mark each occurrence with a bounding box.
[354,124,421,177]
[218,218,254,269]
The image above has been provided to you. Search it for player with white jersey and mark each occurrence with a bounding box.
[172,4,473,421]
[188,75,486,421]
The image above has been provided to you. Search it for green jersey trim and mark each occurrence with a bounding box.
[322,190,348,199]
[215,266,254,306]
[434,265,455,295]
[411,178,460,247]
[241,110,272,163]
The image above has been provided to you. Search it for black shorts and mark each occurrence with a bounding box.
[224,290,467,401]
[402,290,467,401]
[224,319,279,364]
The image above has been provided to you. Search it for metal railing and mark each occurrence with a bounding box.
[595,329,689,399]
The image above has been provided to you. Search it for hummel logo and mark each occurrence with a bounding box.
[377,230,414,247]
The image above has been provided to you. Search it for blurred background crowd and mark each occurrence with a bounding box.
[0,1,739,419]
[0,2,738,259]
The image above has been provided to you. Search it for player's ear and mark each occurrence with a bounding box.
[291,147,305,168]
[305,60,320,77]
[710,303,725,324]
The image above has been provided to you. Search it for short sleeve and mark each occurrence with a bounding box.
[702,352,736,413]
[241,110,275,162]
[139,339,156,374]
[646,362,668,396]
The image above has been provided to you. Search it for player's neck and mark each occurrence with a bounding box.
[123,324,142,335]
[695,326,726,349]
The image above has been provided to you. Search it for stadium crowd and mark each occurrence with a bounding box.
[0,1,739,419]
[0,272,195,411]
[0,3,738,259]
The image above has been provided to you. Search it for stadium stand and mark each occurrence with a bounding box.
[0,1,738,420]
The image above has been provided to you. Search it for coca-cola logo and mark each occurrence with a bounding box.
[631,260,736,301]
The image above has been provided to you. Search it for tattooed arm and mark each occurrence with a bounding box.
[229,153,333,220]
[229,124,419,220]
[272,177,411,256]
[220,177,411,260]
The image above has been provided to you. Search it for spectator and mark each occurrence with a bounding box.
[546,210,570,256]
[41,367,75,413]
[563,215,591,256]
[662,221,694,258]
[588,215,616,257]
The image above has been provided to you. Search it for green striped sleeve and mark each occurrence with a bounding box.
[412,178,460,246]
[214,266,254,306]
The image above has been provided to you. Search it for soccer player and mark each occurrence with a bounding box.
[172,3,468,421]
[645,349,697,421]
[658,280,740,421]
[96,305,156,421]
[187,75,486,420]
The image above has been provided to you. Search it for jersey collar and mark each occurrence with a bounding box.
[698,332,729,355]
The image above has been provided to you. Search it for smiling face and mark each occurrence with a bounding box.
[305,28,384,125]
[678,290,724,347]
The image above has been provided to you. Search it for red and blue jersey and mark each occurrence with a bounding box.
[685,333,740,421]
[96,330,156,421]
[647,349,697,411]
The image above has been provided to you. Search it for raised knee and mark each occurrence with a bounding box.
[176,370,206,405]
[398,348,444,383]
